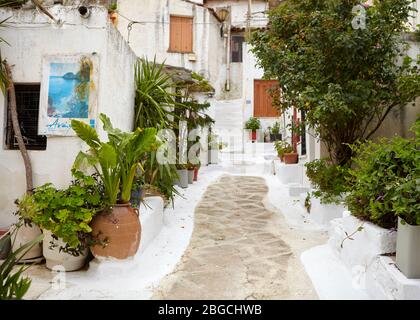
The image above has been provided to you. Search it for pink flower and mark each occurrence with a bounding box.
[362,2,371,9]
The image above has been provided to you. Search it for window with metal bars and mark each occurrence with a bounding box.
[231,35,245,63]
[5,84,47,150]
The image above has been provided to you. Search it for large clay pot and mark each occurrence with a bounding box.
[11,223,43,260]
[43,230,88,271]
[90,204,141,259]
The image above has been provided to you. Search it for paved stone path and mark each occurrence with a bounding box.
[153,175,320,299]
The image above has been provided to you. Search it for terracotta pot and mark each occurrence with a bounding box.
[279,154,285,162]
[43,231,88,271]
[90,204,141,260]
[284,152,298,164]
[11,223,43,260]
[193,167,198,181]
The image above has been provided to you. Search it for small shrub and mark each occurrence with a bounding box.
[274,140,293,158]
[244,117,261,131]
[305,159,349,204]
[345,134,419,229]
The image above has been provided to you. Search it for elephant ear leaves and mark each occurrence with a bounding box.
[71,119,100,149]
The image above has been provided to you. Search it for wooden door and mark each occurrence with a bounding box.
[253,80,280,117]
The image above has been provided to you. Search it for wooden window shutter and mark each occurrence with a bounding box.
[169,16,193,53]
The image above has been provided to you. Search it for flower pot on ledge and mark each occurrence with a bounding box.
[396,218,420,279]
[284,152,298,164]
[250,130,257,142]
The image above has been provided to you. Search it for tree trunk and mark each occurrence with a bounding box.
[5,62,34,194]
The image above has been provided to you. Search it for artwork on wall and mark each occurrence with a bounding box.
[39,54,99,136]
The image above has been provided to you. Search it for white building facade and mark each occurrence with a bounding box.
[0,5,137,227]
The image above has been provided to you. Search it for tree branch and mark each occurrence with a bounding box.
[364,103,397,141]
[5,62,34,194]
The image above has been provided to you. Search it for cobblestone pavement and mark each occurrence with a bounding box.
[153,175,323,299]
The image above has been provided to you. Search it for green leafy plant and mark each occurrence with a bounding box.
[245,117,261,131]
[141,150,181,206]
[72,113,157,205]
[271,121,280,135]
[134,57,182,129]
[15,173,104,254]
[251,0,420,165]
[305,158,350,205]
[0,226,43,300]
[345,130,419,228]
[274,140,293,158]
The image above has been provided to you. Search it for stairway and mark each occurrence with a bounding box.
[212,99,244,153]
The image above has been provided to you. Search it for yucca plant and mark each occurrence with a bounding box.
[134,57,183,129]
[0,226,43,300]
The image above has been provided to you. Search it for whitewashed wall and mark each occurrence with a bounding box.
[204,0,268,28]
[0,6,137,227]
[117,0,226,97]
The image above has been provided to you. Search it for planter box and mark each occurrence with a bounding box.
[328,211,397,271]
[43,230,88,271]
[396,218,420,279]
[366,256,420,300]
[309,197,347,227]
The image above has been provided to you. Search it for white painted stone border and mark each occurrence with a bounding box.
[328,211,397,272]
[138,196,164,254]
[366,256,420,300]
[273,159,304,184]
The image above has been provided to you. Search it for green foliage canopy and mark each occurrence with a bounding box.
[251,0,420,165]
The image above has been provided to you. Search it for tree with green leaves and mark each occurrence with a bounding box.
[251,0,420,165]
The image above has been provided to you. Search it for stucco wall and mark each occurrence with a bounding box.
[0,5,137,228]
[117,0,225,95]
[204,0,268,28]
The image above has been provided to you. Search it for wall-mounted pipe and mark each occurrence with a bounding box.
[225,6,231,92]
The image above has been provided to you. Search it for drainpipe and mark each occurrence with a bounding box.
[246,0,252,40]
[225,6,232,92]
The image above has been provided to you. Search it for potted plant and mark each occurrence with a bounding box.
[17,173,104,271]
[175,164,189,188]
[284,150,299,164]
[345,126,419,278]
[187,163,195,184]
[108,2,118,25]
[0,228,43,300]
[270,121,282,141]
[71,114,157,260]
[274,140,292,162]
[12,195,43,261]
[245,117,261,142]
[193,161,201,181]
[208,133,219,164]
